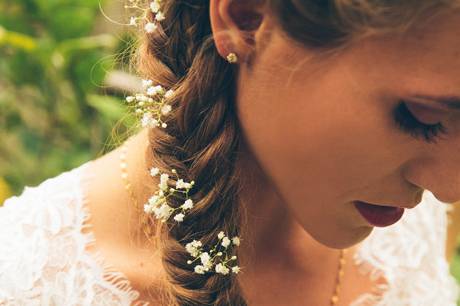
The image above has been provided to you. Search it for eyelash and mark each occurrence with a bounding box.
[392,101,449,144]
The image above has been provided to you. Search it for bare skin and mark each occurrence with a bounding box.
[82,1,460,305]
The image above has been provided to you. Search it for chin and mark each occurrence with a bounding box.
[312,225,374,249]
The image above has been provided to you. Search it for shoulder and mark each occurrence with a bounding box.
[0,161,90,231]
[0,161,92,304]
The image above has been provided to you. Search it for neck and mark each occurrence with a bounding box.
[122,127,159,247]
[234,138,345,279]
[125,127,356,278]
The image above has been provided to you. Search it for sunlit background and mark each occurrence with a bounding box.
[1,1,460,304]
[0,0,139,198]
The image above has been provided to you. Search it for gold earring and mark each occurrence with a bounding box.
[226,52,238,64]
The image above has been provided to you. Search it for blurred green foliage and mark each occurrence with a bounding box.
[0,0,137,197]
[451,252,460,305]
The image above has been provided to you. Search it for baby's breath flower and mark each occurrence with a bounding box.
[181,199,194,210]
[144,165,197,223]
[200,252,211,266]
[125,80,175,130]
[150,167,160,177]
[135,93,147,101]
[161,104,172,115]
[232,266,241,274]
[186,240,202,257]
[125,0,165,34]
[144,203,153,214]
[148,195,160,205]
[155,11,165,21]
[159,173,169,191]
[173,213,185,222]
[146,85,163,96]
[150,0,161,13]
[142,79,153,88]
[144,22,157,33]
[141,112,159,128]
[221,237,231,248]
[185,231,241,276]
[164,89,174,99]
[154,203,173,221]
[194,265,206,274]
[129,16,137,26]
[175,179,187,189]
[215,263,230,275]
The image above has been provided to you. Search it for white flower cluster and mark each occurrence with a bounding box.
[126,0,165,34]
[185,231,241,275]
[144,167,195,223]
[125,79,174,129]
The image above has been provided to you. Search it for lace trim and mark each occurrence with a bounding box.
[75,161,151,306]
[349,190,460,306]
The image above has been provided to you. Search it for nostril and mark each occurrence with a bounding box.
[414,189,425,204]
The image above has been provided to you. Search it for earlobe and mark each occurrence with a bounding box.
[210,0,266,64]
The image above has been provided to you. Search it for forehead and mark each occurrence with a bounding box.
[343,9,460,91]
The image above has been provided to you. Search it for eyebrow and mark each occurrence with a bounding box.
[410,94,460,111]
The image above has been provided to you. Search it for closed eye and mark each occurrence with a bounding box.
[392,101,449,144]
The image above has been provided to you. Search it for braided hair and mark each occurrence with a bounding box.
[135,1,245,304]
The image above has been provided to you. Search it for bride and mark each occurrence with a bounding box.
[1,0,460,305]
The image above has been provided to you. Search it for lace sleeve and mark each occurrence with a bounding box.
[0,162,149,306]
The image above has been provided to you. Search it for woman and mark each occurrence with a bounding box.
[1,0,460,305]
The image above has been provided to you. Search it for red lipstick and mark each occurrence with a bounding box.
[354,201,405,227]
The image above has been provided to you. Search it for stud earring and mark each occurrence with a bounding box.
[226,52,238,64]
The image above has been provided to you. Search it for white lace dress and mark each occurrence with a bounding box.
[0,160,459,306]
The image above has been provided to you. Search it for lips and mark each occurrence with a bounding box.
[354,200,405,227]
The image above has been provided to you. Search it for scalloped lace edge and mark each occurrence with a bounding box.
[75,161,151,306]
[348,190,460,306]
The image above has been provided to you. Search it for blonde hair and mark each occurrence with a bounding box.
[128,1,460,305]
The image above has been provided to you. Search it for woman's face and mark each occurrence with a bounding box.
[235,9,460,248]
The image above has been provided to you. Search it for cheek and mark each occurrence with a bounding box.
[236,71,407,239]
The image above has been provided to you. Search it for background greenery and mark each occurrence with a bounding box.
[1,1,460,303]
[0,0,140,199]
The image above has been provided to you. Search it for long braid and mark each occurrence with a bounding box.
[134,1,247,304]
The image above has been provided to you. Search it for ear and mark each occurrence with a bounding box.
[209,0,268,64]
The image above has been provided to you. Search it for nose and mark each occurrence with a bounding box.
[430,172,460,204]
[410,189,425,208]
[404,157,460,205]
